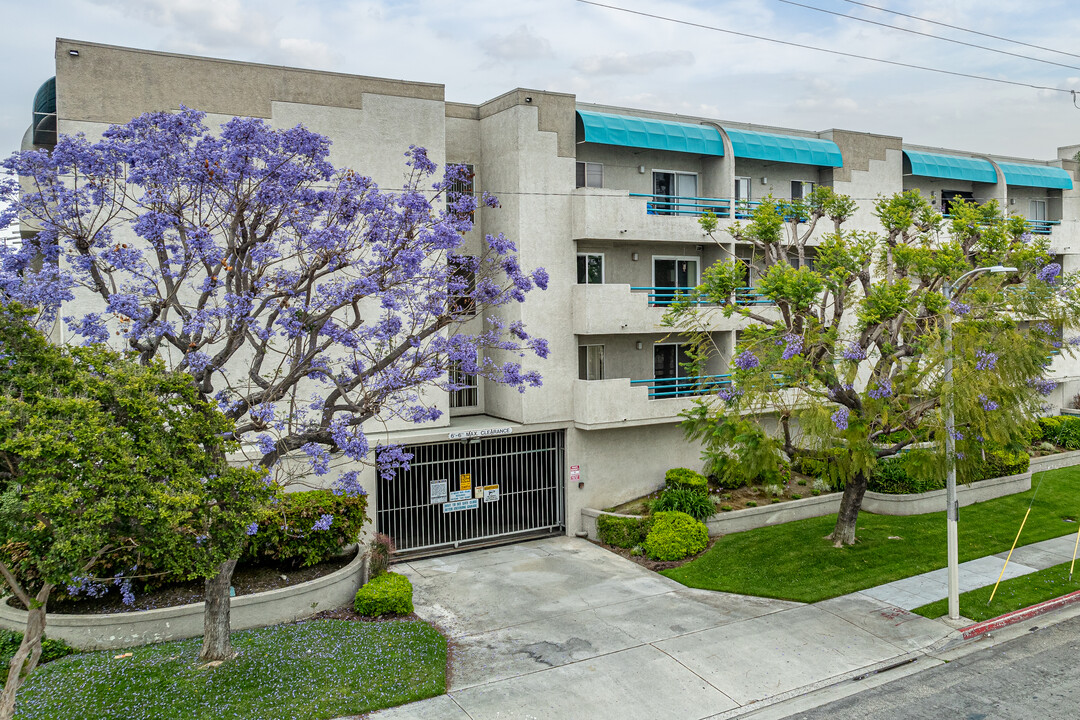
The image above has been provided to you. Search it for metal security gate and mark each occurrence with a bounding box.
[376,430,565,556]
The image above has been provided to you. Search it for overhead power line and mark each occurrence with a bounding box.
[575,0,1076,96]
[842,0,1080,61]
[778,0,1080,73]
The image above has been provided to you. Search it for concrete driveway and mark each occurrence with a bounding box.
[369,537,953,720]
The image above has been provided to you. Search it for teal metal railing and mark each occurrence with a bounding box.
[629,286,774,307]
[629,193,765,219]
[630,374,732,399]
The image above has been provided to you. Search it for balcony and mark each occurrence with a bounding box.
[630,374,732,399]
[573,377,704,429]
[571,284,762,335]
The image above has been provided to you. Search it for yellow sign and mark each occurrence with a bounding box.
[460,473,472,491]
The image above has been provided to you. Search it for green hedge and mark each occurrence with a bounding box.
[869,449,1029,495]
[596,514,653,549]
[1036,416,1080,450]
[651,487,717,521]
[0,630,75,684]
[354,571,414,617]
[643,511,708,561]
[246,490,368,569]
[665,468,708,494]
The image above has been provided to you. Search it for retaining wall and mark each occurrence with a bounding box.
[0,549,368,651]
[582,469,1045,540]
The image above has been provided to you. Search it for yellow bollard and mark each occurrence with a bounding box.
[988,507,1032,606]
[1070,524,1080,582]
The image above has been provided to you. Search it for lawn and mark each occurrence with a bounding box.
[662,466,1080,603]
[911,560,1080,622]
[12,619,446,720]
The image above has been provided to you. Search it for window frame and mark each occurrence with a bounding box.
[578,344,605,381]
[576,252,605,284]
[576,161,604,188]
[448,255,477,317]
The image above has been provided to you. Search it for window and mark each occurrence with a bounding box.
[576,162,603,188]
[791,181,815,201]
[654,343,694,397]
[578,345,605,381]
[447,164,475,222]
[652,171,698,215]
[576,253,604,284]
[652,256,699,305]
[735,176,752,218]
[941,190,973,216]
[448,255,476,316]
[1030,199,1047,223]
[449,359,479,408]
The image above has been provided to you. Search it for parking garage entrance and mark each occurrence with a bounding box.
[376,430,565,556]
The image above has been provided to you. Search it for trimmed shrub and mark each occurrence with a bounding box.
[868,456,944,495]
[869,448,1030,494]
[706,454,747,490]
[354,571,413,617]
[369,532,395,578]
[1037,416,1080,450]
[246,490,368,568]
[597,514,653,549]
[643,511,708,561]
[974,449,1030,480]
[665,468,708,494]
[0,630,75,684]
[650,487,717,521]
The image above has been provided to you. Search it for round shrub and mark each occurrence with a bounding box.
[651,487,717,521]
[597,514,652,549]
[665,468,708,494]
[354,571,414,617]
[642,511,708,561]
[246,489,368,569]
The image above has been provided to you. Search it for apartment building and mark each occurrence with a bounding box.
[23,39,1080,557]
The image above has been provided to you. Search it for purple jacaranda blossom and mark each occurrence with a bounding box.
[734,350,760,370]
[312,514,334,531]
[781,333,803,360]
[1028,377,1056,396]
[245,522,259,536]
[717,386,742,403]
[1037,263,1061,285]
[979,394,999,411]
[975,350,998,371]
[842,342,866,361]
[868,380,892,399]
[832,406,849,431]
[949,300,971,316]
[1036,321,1054,335]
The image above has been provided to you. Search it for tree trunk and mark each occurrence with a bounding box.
[0,587,50,720]
[827,471,869,547]
[198,558,238,662]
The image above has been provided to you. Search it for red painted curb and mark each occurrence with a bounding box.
[961,589,1080,639]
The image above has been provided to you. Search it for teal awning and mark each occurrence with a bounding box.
[997,162,1073,190]
[576,110,724,156]
[723,128,842,167]
[903,150,997,183]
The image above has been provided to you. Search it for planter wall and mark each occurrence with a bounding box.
[1029,449,1080,473]
[0,550,368,651]
[582,467,1055,540]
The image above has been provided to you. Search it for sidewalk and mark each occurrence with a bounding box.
[365,537,958,720]
[858,533,1080,610]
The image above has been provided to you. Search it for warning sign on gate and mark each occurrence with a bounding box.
[459,473,472,491]
[442,499,479,513]
[483,485,500,503]
[430,479,448,505]
[449,490,472,502]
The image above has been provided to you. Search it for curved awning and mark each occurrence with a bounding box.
[903,150,997,183]
[723,128,843,167]
[997,161,1073,190]
[32,76,56,147]
[576,110,724,156]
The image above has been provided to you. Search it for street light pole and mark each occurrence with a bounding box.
[942,265,1016,621]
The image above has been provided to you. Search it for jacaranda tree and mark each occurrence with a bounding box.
[0,108,548,660]
[671,189,1079,546]
[0,303,269,720]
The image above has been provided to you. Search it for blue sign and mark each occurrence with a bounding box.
[449,490,472,502]
[442,499,479,513]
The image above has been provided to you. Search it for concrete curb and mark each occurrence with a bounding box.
[0,548,368,651]
[960,589,1080,639]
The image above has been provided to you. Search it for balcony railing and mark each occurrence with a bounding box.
[629,194,766,219]
[630,374,733,399]
[943,214,1060,236]
[629,286,773,307]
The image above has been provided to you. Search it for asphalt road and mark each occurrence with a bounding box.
[786,614,1080,720]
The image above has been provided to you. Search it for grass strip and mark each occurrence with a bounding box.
[13,619,446,720]
[662,466,1080,603]
[911,560,1080,622]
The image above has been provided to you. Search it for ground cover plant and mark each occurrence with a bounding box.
[10,620,445,720]
[911,560,1080,622]
[663,466,1080,603]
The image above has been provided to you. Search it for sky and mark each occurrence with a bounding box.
[2,0,1080,161]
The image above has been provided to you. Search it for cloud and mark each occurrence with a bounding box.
[277,38,335,69]
[480,24,553,62]
[575,50,694,76]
